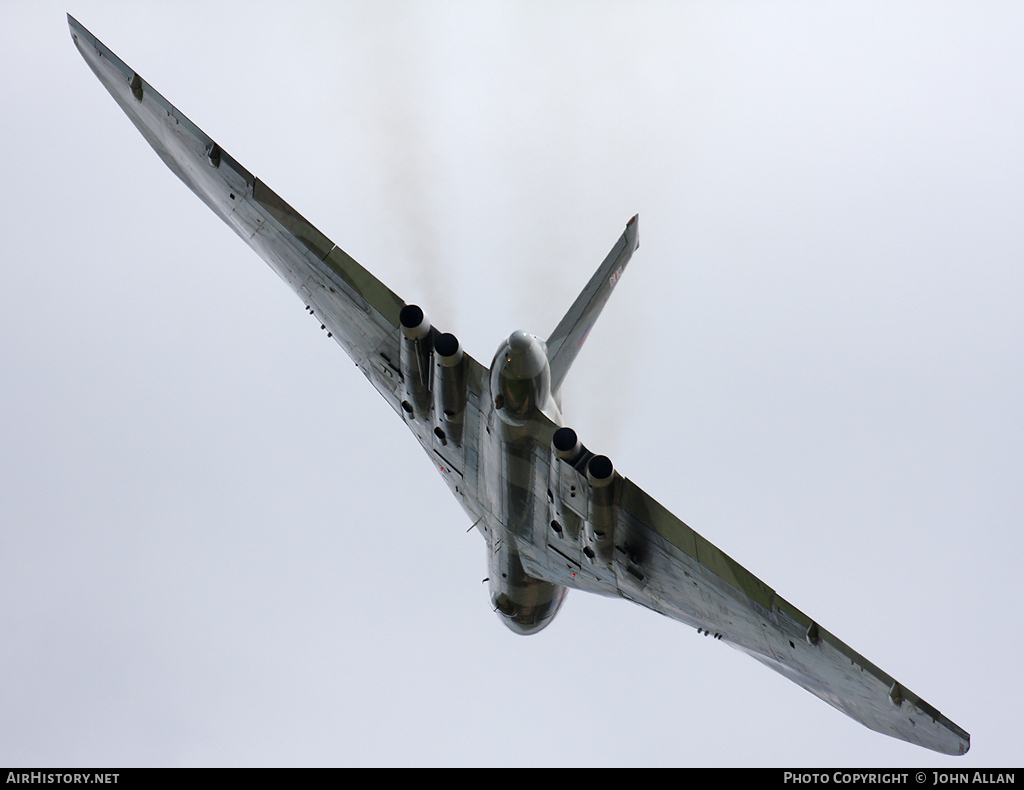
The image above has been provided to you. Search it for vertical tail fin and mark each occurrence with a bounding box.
[545,215,639,393]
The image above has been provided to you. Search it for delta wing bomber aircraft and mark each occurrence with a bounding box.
[69,16,969,755]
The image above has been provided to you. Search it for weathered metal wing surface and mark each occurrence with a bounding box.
[68,15,486,490]
[540,448,970,755]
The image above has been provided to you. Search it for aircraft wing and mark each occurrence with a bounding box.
[68,15,486,487]
[72,15,968,755]
[533,449,971,755]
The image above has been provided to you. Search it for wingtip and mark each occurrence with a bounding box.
[67,13,84,40]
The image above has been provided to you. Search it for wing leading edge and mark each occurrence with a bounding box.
[72,16,969,756]
[68,14,485,422]
[532,445,970,755]
[69,14,489,525]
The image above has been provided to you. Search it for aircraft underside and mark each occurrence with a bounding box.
[70,15,969,755]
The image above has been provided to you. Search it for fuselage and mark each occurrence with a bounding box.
[484,330,568,634]
[70,14,970,752]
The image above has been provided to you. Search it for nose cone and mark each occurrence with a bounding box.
[492,588,568,635]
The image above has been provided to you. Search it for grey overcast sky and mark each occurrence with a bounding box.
[1,0,1021,767]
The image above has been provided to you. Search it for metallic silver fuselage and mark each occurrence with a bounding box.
[70,15,971,753]
[484,332,566,634]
